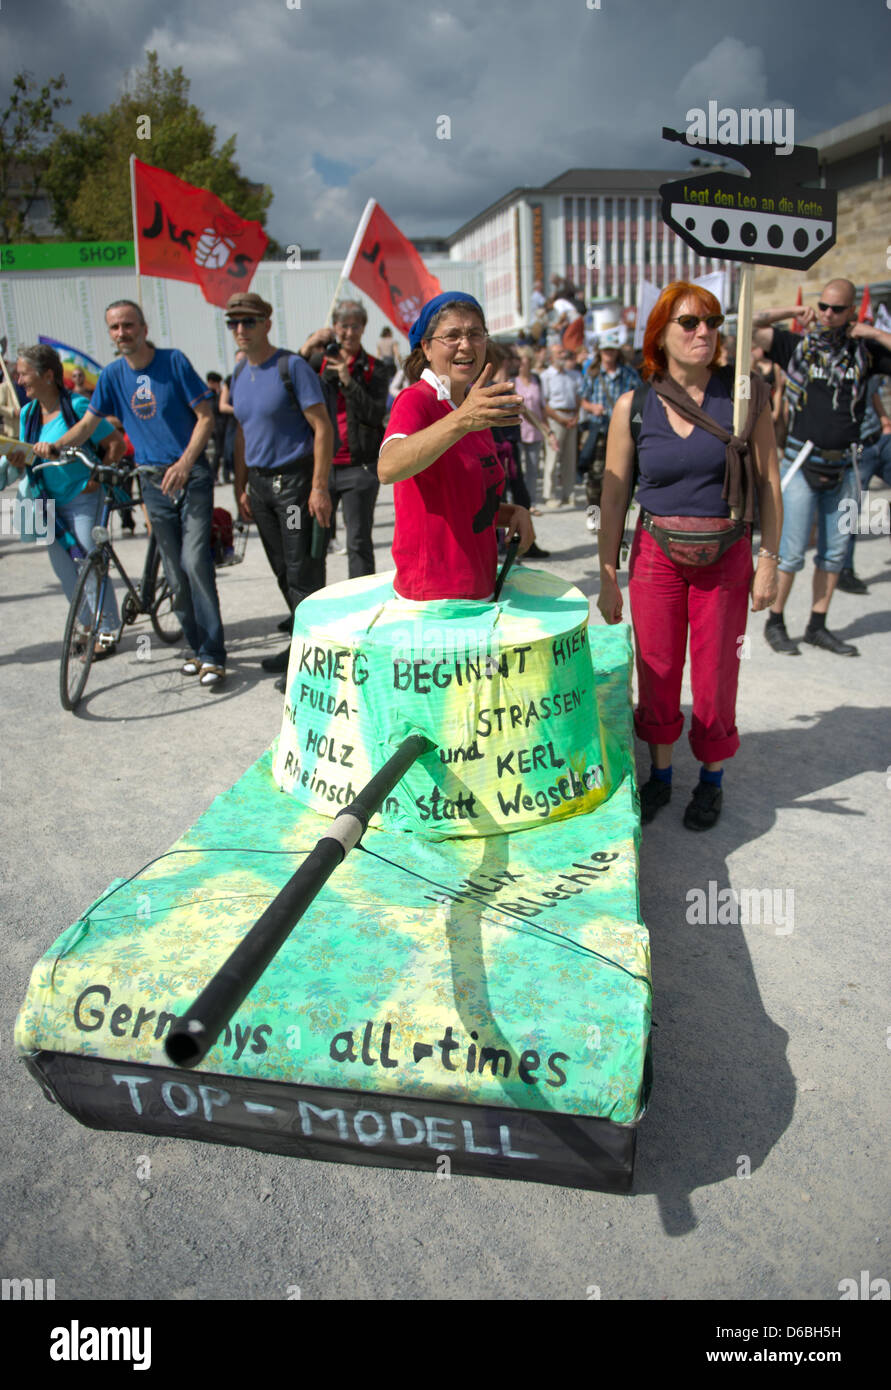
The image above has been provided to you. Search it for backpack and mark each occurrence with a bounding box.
[232,352,341,454]
[621,364,738,563]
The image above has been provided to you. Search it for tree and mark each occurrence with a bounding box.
[0,71,70,242]
[44,52,274,242]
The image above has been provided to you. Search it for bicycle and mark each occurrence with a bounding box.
[57,451,183,710]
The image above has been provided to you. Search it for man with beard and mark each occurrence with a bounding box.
[753,280,891,656]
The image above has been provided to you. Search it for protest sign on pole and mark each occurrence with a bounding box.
[659,129,838,442]
[339,199,442,336]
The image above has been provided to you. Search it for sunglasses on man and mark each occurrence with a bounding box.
[816,302,851,314]
[226,317,259,329]
[670,314,725,332]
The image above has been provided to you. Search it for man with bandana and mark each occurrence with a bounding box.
[753,280,891,656]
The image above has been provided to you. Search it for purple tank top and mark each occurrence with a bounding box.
[635,374,732,517]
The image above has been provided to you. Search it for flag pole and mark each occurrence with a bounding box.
[129,155,143,313]
[325,198,376,325]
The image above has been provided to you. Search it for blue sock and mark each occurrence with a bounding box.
[650,764,672,785]
[700,766,723,787]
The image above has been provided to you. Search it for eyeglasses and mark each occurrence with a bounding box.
[670,314,725,332]
[428,329,489,347]
[226,317,259,329]
[817,302,851,314]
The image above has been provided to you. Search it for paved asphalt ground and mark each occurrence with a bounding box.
[1,475,889,1305]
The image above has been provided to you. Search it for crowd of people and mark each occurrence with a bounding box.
[2,272,889,833]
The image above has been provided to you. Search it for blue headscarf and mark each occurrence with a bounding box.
[408,292,485,350]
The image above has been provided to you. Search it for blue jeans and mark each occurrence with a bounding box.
[844,433,891,568]
[139,457,226,665]
[48,487,120,635]
[778,441,859,574]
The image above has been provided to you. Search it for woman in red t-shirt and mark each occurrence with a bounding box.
[378,293,534,600]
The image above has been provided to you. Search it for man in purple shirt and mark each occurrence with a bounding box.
[34,299,226,685]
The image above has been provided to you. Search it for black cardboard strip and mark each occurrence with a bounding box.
[25,1051,636,1194]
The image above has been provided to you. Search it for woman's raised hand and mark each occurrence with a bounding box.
[455,364,522,431]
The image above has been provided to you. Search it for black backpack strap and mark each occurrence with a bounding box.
[278,351,341,453]
[629,381,650,453]
[277,351,301,409]
[627,381,651,502]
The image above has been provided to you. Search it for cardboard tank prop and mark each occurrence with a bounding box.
[17,560,651,1192]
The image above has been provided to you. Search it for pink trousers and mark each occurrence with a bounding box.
[627,523,753,763]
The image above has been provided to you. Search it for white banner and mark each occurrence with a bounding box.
[152,279,172,348]
[76,279,97,358]
[633,271,728,350]
[0,279,20,357]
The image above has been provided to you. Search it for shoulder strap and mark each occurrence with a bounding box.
[628,381,650,451]
[278,351,341,451]
[277,351,300,409]
[231,357,248,389]
[59,389,81,431]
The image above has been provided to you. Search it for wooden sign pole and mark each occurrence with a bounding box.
[733,261,755,439]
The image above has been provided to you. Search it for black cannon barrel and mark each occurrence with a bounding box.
[165,732,433,1069]
[493,535,521,602]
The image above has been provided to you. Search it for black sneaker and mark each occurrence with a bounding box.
[683,782,723,831]
[639,777,672,823]
[524,542,550,559]
[261,647,291,673]
[803,626,859,656]
[764,617,800,655]
[274,674,287,693]
[836,569,868,594]
[277,616,292,633]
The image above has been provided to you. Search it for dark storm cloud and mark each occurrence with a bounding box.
[1,0,886,257]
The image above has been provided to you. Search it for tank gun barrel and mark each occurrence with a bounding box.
[165,732,433,1068]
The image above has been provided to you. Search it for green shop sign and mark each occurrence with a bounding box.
[0,242,135,272]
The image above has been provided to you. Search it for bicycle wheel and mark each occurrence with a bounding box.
[147,545,183,644]
[60,550,106,710]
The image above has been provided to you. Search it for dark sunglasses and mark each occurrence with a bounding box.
[817,302,850,314]
[226,317,258,328]
[671,313,725,332]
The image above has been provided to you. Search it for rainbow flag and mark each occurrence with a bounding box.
[37,337,103,394]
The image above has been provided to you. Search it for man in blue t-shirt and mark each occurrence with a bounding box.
[227,291,333,686]
[34,299,227,685]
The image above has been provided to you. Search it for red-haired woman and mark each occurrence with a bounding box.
[596,283,782,830]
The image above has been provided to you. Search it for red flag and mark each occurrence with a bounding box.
[341,200,441,336]
[791,286,803,333]
[132,157,268,308]
[858,286,873,323]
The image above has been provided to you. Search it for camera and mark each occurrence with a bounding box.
[324,339,342,357]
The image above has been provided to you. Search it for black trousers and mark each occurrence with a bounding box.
[247,466,325,612]
[327,463,379,578]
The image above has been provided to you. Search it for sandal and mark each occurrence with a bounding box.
[198,664,226,687]
[181,656,202,676]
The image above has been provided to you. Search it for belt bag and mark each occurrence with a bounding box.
[642,510,747,566]
[801,458,849,492]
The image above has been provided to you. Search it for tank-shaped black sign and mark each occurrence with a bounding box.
[659,127,836,270]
